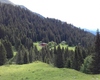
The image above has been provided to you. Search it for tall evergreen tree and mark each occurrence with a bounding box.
[34,45,38,60]
[63,47,68,67]
[29,47,35,63]
[23,49,29,64]
[0,41,7,65]
[90,29,100,74]
[55,45,64,68]
[16,50,23,64]
[72,46,83,70]
[2,40,13,59]
[72,47,79,70]
[16,44,25,64]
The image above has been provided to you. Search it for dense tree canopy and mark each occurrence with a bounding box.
[0,3,95,49]
[0,41,7,65]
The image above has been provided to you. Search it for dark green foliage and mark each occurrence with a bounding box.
[0,41,7,65]
[80,56,92,74]
[63,47,69,67]
[0,26,6,39]
[23,49,29,64]
[16,50,23,64]
[16,45,24,64]
[41,47,47,62]
[34,46,38,60]
[54,45,64,68]
[72,46,84,70]
[40,46,52,64]
[66,59,71,68]
[2,40,13,59]
[15,38,21,50]
[16,44,29,64]
[89,29,100,74]
[72,47,79,70]
[23,38,33,49]
[0,3,94,49]
[29,47,35,63]
[81,48,87,59]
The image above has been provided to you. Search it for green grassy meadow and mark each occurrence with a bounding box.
[0,61,100,80]
[33,42,43,50]
[2,42,98,80]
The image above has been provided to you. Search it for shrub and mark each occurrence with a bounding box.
[80,55,93,74]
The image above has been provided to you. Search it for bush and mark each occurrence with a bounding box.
[80,55,93,74]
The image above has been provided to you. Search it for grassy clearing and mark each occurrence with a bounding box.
[33,42,42,50]
[56,44,75,51]
[33,42,75,51]
[68,46,75,51]
[0,61,100,80]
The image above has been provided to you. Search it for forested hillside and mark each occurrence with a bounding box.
[0,3,94,48]
[0,3,98,74]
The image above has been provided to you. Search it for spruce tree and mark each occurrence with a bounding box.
[81,48,87,59]
[72,46,83,70]
[55,45,64,68]
[16,50,23,64]
[54,46,57,66]
[2,40,13,59]
[63,47,68,67]
[34,46,38,60]
[16,44,25,64]
[90,29,100,74]
[66,59,71,68]
[72,47,79,70]
[41,47,46,62]
[0,42,7,65]
[23,49,29,64]
[29,47,35,63]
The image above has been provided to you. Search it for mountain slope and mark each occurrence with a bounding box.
[0,3,95,48]
[0,0,44,19]
[0,61,100,80]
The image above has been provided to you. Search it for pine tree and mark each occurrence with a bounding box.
[72,46,83,70]
[2,40,13,59]
[16,50,23,64]
[55,45,64,68]
[66,59,71,68]
[41,47,46,62]
[72,47,79,70]
[81,48,87,59]
[0,42,7,65]
[63,47,68,67]
[34,45,38,60]
[43,46,51,64]
[23,49,29,64]
[29,47,35,63]
[90,29,100,74]
[15,38,21,50]
[16,44,25,64]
